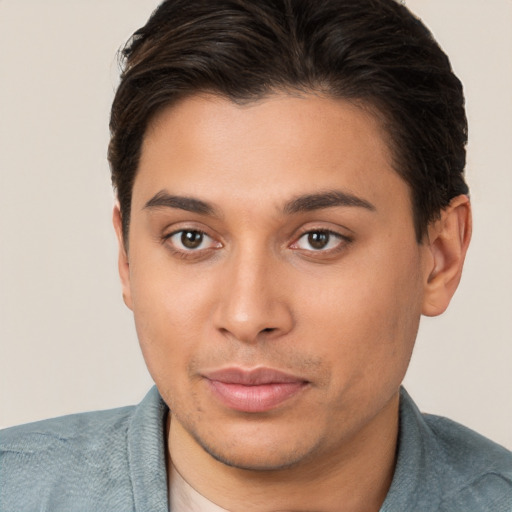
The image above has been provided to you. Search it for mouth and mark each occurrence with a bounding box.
[203,367,309,413]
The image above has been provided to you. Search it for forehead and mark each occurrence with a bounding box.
[134,93,411,218]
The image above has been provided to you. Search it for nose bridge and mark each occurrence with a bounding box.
[214,241,293,342]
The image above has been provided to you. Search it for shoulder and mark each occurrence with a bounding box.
[0,387,168,511]
[0,405,136,512]
[0,404,134,457]
[383,389,512,511]
[390,388,512,511]
[424,412,512,471]
[423,413,512,511]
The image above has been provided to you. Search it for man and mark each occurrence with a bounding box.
[1,0,511,510]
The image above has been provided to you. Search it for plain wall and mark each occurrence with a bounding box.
[1,1,511,450]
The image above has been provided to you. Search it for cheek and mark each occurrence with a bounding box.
[128,255,216,382]
[296,245,424,391]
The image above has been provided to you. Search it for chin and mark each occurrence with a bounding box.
[200,439,312,472]
[186,416,323,472]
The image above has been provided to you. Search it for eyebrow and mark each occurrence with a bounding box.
[283,190,376,214]
[144,190,217,216]
[143,188,375,217]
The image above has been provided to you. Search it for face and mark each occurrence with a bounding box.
[117,93,433,471]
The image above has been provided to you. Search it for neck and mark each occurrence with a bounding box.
[167,393,399,512]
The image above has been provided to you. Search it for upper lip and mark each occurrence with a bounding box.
[203,367,307,386]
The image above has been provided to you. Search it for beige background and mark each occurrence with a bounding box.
[1,1,511,450]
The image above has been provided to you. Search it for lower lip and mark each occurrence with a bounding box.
[207,380,307,413]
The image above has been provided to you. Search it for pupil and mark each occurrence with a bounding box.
[308,231,329,249]
[181,231,203,249]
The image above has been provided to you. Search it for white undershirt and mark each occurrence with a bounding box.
[169,461,231,512]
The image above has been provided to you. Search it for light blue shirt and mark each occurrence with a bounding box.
[1,387,511,511]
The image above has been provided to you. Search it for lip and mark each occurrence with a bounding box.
[203,367,309,413]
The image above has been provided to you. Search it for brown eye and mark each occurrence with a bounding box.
[307,231,330,250]
[292,229,347,253]
[166,229,221,254]
[181,230,203,249]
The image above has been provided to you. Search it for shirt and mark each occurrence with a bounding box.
[1,387,511,511]
[169,462,230,511]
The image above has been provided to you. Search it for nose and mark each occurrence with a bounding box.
[213,249,294,344]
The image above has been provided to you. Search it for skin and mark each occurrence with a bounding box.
[114,93,471,511]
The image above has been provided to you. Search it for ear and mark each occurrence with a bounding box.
[113,203,133,310]
[422,195,472,317]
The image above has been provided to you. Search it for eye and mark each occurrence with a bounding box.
[166,229,220,252]
[292,230,347,252]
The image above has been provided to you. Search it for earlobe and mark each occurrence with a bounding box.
[422,195,472,317]
[112,203,133,311]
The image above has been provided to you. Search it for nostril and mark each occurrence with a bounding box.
[261,327,276,334]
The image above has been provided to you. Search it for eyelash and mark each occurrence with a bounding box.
[290,229,352,256]
[162,229,221,259]
[162,228,352,260]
